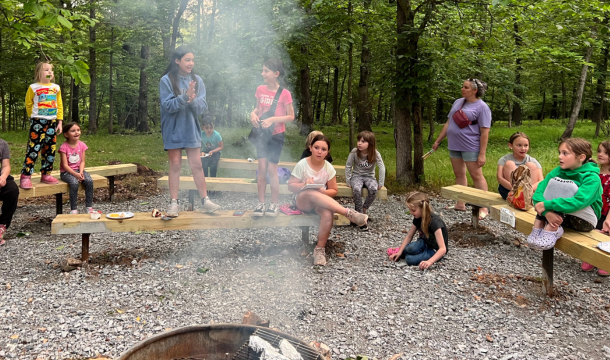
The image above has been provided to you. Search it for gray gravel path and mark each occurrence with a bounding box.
[0,191,609,360]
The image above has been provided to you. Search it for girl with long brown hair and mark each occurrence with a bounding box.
[345,131,386,231]
[388,192,448,269]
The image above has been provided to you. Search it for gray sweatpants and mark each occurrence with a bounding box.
[60,170,93,211]
[351,176,378,213]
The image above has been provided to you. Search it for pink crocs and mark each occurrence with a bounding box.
[581,262,595,272]
[40,174,59,185]
[19,174,32,189]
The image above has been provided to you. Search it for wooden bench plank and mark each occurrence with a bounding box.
[489,205,610,273]
[441,185,506,208]
[182,156,347,176]
[18,174,107,199]
[22,164,138,178]
[52,210,350,235]
[157,176,388,200]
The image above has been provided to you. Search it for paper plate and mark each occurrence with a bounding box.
[106,212,135,220]
[597,242,610,254]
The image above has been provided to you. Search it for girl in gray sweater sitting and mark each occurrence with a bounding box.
[346,131,386,231]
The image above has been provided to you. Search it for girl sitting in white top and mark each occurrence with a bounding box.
[288,134,368,266]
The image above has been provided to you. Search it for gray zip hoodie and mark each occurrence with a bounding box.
[345,148,385,188]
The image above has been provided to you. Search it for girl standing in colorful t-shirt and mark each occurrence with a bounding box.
[250,59,294,217]
[20,62,63,189]
[58,123,93,214]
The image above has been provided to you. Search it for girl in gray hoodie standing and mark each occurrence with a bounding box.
[159,46,220,217]
[346,131,385,230]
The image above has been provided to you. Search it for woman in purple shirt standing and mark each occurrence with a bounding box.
[432,78,492,219]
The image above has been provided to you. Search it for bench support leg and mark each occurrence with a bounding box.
[188,190,196,211]
[471,205,480,229]
[300,226,310,246]
[108,176,115,202]
[55,193,62,215]
[542,248,554,296]
[82,233,90,262]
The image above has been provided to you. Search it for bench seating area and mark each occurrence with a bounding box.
[182,156,347,176]
[442,185,610,296]
[52,211,350,261]
[157,176,387,198]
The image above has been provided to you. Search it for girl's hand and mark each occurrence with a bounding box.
[250,113,260,128]
[56,121,63,134]
[0,177,6,188]
[432,141,440,151]
[305,177,315,185]
[603,219,610,233]
[545,212,563,228]
[389,252,401,262]
[419,260,432,270]
[534,202,545,215]
[79,173,85,182]
[186,81,196,102]
[477,154,486,168]
[261,118,274,129]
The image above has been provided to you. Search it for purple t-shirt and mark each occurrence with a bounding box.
[446,98,492,152]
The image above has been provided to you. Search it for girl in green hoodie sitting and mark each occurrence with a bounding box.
[529,138,602,250]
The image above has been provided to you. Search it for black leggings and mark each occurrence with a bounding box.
[60,170,93,211]
[201,152,220,177]
[0,175,19,228]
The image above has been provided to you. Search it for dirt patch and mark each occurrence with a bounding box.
[325,239,346,255]
[449,222,496,247]
[86,248,151,269]
[469,272,534,306]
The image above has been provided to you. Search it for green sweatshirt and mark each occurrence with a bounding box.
[532,162,602,218]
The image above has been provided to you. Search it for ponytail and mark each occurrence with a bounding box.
[406,191,433,238]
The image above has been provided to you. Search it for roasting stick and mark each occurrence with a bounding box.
[422,149,435,160]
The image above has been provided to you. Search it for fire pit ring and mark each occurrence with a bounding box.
[118,324,324,360]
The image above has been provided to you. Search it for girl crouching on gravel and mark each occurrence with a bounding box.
[288,134,368,266]
[388,192,448,269]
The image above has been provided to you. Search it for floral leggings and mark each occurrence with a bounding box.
[21,118,58,176]
[351,176,378,213]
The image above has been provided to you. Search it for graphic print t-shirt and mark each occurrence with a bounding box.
[255,85,293,135]
[59,141,88,172]
[200,130,222,153]
[26,83,63,120]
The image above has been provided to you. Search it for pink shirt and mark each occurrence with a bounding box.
[59,141,88,172]
[255,85,293,135]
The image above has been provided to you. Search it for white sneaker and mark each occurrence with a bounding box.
[166,200,179,218]
[200,197,221,213]
[346,209,368,226]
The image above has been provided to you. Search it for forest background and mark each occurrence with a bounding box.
[1,0,609,190]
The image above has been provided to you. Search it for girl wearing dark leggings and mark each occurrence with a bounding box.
[58,123,93,214]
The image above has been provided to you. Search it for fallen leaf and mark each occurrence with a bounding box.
[140,202,150,205]
[38,328,47,332]
[336,253,345,258]
[10,334,18,339]
[27,298,33,303]
[165,328,172,331]
[196,267,209,274]
[43,338,47,343]
[176,265,183,269]
[16,232,30,238]
[56,245,65,250]
[135,231,142,235]
[6,283,10,290]
[486,334,493,342]
[116,309,124,314]
[136,317,141,322]
[388,353,403,360]
[300,250,308,257]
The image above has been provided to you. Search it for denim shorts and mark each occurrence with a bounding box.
[449,150,480,162]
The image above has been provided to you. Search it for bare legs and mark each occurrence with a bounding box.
[256,159,280,204]
[450,157,489,215]
[168,148,208,200]
[296,190,349,248]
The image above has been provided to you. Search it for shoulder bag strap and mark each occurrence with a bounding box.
[267,86,284,115]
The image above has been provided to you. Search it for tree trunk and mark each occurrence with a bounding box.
[427,99,434,142]
[539,87,546,122]
[376,87,384,125]
[337,68,347,124]
[561,46,593,140]
[507,95,513,128]
[347,0,354,150]
[331,65,340,125]
[512,20,523,127]
[108,27,115,134]
[71,84,80,123]
[137,45,150,132]
[357,0,372,132]
[594,45,608,137]
[312,67,323,125]
[209,0,217,43]
[1,88,5,132]
[171,0,189,52]
[561,79,567,119]
[300,45,313,136]
[196,0,203,46]
[322,66,331,125]
[88,0,97,134]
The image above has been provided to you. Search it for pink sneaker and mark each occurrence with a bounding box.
[581,262,595,272]
[598,269,609,277]
[20,174,32,189]
[40,174,59,185]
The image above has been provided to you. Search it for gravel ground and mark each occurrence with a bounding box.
[0,190,609,360]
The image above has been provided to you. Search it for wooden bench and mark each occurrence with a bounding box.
[442,185,610,296]
[157,176,388,210]
[27,164,138,202]
[182,156,347,176]
[52,210,350,261]
[19,174,108,215]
